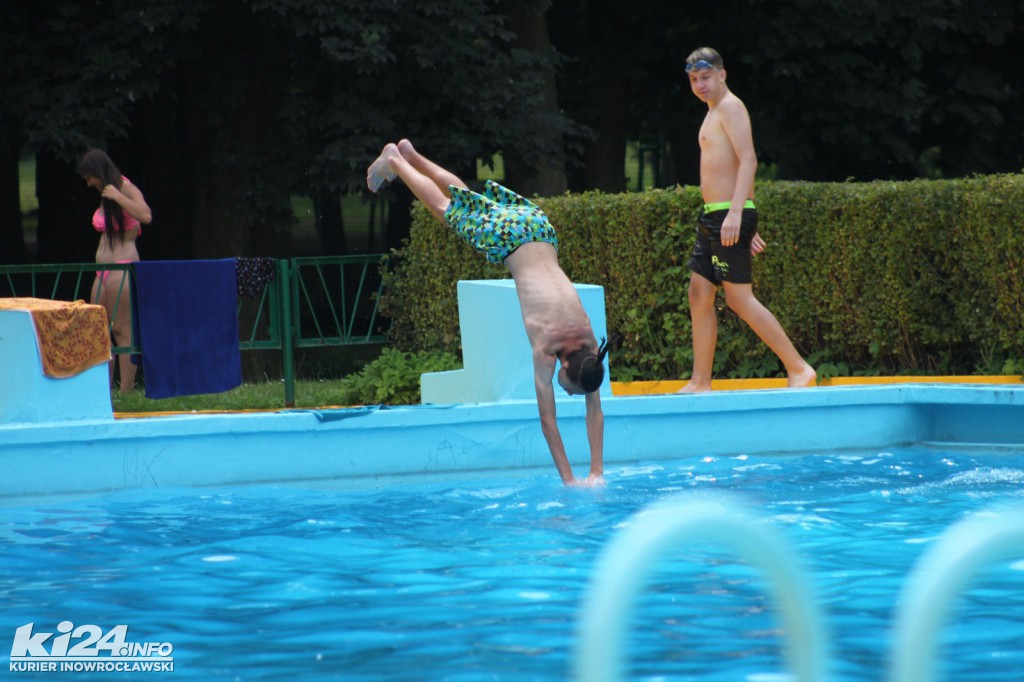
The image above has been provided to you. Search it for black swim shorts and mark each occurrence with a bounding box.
[687,204,758,285]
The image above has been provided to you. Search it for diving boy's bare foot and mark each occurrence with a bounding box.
[396,138,417,160]
[787,364,817,388]
[676,380,712,394]
[366,143,399,192]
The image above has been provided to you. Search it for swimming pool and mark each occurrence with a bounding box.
[2,381,1024,680]
[4,444,1024,681]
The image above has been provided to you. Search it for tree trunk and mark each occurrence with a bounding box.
[384,189,412,254]
[583,69,628,193]
[35,148,96,266]
[0,124,27,264]
[498,1,567,198]
[314,190,346,256]
[109,68,202,262]
[665,124,701,188]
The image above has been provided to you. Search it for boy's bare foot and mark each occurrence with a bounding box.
[366,143,399,192]
[676,381,711,394]
[396,138,417,159]
[787,364,817,388]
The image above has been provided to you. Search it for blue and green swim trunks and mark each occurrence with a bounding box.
[444,180,559,264]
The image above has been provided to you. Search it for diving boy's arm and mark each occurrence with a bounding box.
[583,390,605,485]
[533,349,576,484]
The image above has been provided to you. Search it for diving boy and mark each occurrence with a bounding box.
[368,140,609,485]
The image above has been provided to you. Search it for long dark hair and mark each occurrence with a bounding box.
[566,335,618,394]
[76,148,125,244]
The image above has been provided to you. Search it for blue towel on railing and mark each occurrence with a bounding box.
[133,259,243,399]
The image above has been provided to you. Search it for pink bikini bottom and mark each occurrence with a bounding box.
[96,260,135,284]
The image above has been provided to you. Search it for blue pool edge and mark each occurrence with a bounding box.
[2,383,1023,502]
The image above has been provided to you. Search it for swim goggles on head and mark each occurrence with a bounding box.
[685,59,716,73]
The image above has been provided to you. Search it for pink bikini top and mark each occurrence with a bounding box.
[92,177,142,234]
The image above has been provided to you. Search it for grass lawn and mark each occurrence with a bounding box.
[111,378,356,413]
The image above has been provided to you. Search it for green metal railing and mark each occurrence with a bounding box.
[1,262,137,356]
[0,256,389,406]
[291,255,388,348]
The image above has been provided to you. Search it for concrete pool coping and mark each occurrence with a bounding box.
[3,382,1023,502]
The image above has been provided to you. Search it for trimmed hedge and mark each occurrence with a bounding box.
[379,174,1024,380]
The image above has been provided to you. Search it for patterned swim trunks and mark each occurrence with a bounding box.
[444,180,559,264]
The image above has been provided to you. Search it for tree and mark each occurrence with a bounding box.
[260,0,588,245]
[548,0,1023,188]
[0,0,582,263]
[696,0,1024,180]
[548,0,661,192]
[0,0,206,263]
[3,0,1022,266]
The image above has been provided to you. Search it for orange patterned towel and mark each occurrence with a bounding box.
[0,297,112,378]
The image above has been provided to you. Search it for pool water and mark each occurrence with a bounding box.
[4,446,1024,681]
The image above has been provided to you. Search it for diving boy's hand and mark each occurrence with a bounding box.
[567,473,606,488]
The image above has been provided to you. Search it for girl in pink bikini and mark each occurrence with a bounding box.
[76,148,152,393]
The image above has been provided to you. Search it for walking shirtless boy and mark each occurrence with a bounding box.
[679,47,816,392]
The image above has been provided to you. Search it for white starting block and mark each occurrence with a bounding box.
[420,279,612,404]
[0,310,113,424]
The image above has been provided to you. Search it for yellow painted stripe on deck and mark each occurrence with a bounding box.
[610,376,1023,396]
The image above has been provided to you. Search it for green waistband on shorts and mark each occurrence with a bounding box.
[703,199,756,212]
